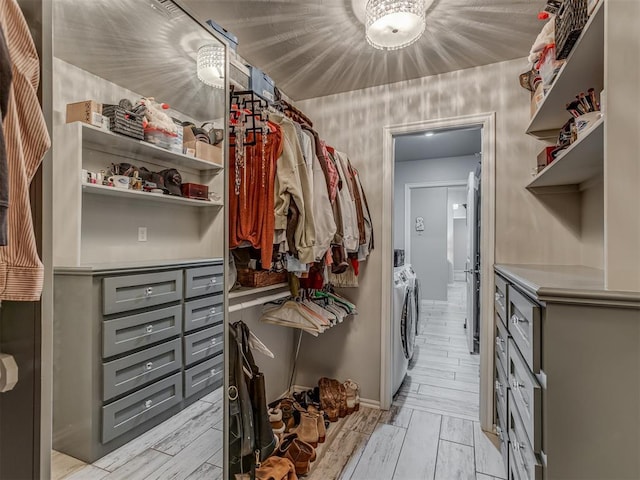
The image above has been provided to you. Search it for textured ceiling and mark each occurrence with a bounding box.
[182,0,545,100]
[395,127,481,162]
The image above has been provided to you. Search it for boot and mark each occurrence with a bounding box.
[279,399,297,432]
[318,377,339,422]
[269,407,285,435]
[276,434,316,476]
[344,379,360,414]
[292,411,319,447]
[307,405,326,443]
[336,382,348,418]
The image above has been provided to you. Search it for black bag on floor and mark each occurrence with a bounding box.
[229,321,276,479]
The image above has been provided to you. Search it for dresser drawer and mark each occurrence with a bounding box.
[184,354,223,398]
[185,265,223,299]
[508,392,543,480]
[103,271,183,315]
[103,339,182,402]
[507,286,541,373]
[103,305,182,358]
[495,274,508,324]
[495,314,509,373]
[184,324,223,366]
[102,372,182,443]
[184,294,223,332]
[508,338,541,452]
[495,358,509,424]
[508,449,522,480]
[496,403,509,476]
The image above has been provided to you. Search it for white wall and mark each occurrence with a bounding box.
[295,57,589,402]
[393,155,478,250]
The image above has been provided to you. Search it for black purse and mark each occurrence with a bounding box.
[229,321,276,479]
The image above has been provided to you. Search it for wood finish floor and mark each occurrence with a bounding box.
[52,388,224,480]
[307,283,506,480]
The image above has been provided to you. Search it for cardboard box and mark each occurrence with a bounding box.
[531,83,545,117]
[183,127,223,165]
[66,100,103,126]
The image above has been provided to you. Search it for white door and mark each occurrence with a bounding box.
[465,172,478,353]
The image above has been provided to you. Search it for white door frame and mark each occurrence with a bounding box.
[381,112,496,431]
[404,180,467,268]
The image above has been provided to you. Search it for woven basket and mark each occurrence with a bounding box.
[102,104,144,140]
[555,0,588,60]
[236,268,287,288]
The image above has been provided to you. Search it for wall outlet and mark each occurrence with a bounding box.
[138,227,147,242]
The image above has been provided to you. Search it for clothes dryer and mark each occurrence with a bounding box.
[392,266,410,395]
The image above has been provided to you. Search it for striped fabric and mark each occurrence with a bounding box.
[0,0,51,301]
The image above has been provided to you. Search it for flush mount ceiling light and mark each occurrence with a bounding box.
[366,0,426,50]
[197,44,224,89]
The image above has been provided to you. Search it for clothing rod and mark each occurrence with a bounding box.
[228,290,291,313]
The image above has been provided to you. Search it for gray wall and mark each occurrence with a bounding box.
[410,187,448,301]
[393,155,479,250]
[296,57,591,403]
[453,218,467,271]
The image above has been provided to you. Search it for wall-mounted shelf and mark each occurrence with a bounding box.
[229,283,289,300]
[77,122,223,173]
[526,1,604,138]
[527,117,604,192]
[82,183,223,207]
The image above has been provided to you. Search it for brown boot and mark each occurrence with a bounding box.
[344,379,360,414]
[292,411,319,447]
[336,382,348,418]
[318,377,339,422]
[276,434,316,476]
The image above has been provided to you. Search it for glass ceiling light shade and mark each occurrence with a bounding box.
[197,45,224,89]
[366,0,426,50]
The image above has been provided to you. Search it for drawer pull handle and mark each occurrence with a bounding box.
[496,426,503,440]
[145,362,153,371]
[145,287,153,297]
[210,368,216,377]
[495,380,502,394]
[209,278,217,285]
[209,308,216,315]
[146,324,154,334]
[512,440,522,452]
[210,338,217,347]
[511,314,527,325]
[495,336,505,350]
[511,378,525,390]
[144,400,153,409]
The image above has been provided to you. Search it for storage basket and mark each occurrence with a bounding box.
[102,104,144,140]
[237,268,288,288]
[555,0,588,60]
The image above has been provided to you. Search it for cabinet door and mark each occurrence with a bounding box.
[103,271,182,315]
[184,324,223,367]
[184,294,223,332]
[185,265,223,299]
[103,339,182,401]
[102,373,182,443]
[495,274,509,324]
[103,305,182,358]
[508,393,543,480]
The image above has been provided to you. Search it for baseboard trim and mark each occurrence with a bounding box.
[292,384,381,410]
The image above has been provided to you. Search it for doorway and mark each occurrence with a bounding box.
[381,113,496,432]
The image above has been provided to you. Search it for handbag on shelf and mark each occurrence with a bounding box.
[229,321,277,479]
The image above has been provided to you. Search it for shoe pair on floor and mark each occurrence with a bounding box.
[318,377,360,422]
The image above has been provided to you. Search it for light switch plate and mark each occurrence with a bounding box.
[138,227,147,242]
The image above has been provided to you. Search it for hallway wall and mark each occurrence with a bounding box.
[296,57,586,402]
[393,155,478,250]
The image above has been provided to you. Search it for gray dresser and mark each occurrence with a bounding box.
[53,259,224,463]
[494,265,640,480]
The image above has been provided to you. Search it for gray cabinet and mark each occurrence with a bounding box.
[53,259,224,463]
[494,265,640,479]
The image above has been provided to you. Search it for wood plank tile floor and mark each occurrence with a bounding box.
[52,388,224,480]
[308,282,506,480]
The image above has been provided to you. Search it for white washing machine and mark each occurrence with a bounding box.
[392,265,418,395]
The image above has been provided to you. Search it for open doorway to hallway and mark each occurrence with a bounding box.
[385,125,505,477]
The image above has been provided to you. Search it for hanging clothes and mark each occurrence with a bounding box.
[0,26,12,247]
[0,0,51,301]
[270,111,316,265]
[229,125,283,268]
[331,150,359,253]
